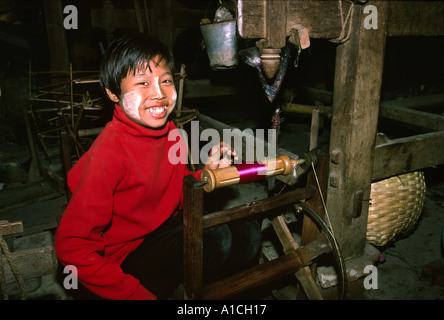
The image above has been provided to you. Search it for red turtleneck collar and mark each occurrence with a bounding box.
[112,104,172,138]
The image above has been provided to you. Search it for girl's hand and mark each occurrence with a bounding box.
[205,142,238,170]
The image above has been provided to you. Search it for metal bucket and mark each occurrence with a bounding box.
[200,20,238,70]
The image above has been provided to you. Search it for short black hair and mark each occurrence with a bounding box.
[99,33,175,99]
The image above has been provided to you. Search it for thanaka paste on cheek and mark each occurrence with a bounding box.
[121,91,142,121]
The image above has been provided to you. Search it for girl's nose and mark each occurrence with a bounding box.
[150,80,165,99]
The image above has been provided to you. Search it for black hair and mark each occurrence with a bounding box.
[99,33,175,99]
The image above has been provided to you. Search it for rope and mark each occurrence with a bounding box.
[330,0,355,44]
[0,236,27,300]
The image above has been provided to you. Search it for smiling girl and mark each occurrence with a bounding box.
[54,34,261,300]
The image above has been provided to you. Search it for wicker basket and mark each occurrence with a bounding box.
[366,171,426,246]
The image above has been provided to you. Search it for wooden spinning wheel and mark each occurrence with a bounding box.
[182,152,346,300]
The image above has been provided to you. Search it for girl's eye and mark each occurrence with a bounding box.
[137,82,148,86]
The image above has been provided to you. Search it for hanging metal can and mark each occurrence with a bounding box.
[200,20,238,70]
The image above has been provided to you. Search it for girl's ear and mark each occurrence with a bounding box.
[105,88,119,103]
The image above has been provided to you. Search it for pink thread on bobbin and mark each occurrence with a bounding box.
[234,162,268,184]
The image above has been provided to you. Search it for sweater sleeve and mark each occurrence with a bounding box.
[54,152,156,300]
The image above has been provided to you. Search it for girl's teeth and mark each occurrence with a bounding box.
[149,106,167,114]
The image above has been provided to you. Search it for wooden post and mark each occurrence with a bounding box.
[183,175,205,300]
[23,110,40,182]
[43,0,69,72]
[326,2,389,260]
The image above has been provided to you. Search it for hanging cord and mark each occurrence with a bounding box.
[311,162,335,238]
[0,236,27,300]
[308,161,347,300]
[276,158,347,299]
[297,202,347,300]
[330,0,355,44]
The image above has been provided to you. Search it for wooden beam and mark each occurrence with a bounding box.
[0,221,23,237]
[326,2,389,260]
[202,186,316,229]
[43,0,69,71]
[266,0,288,48]
[379,104,444,132]
[201,233,331,300]
[293,90,444,130]
[202,251,303,300]
[387,1,444,36]
[372,131,444,181]
[237,0,444,39]
[2,246,57,285]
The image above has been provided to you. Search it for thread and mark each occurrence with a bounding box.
[235,162,268,184]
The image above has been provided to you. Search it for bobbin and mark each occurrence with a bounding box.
[201,154,292,192]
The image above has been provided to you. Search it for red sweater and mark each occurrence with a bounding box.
[54,105,200,300]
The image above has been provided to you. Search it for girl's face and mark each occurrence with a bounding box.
[106,57,177,129]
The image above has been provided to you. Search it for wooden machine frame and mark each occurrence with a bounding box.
[236,0,444,260]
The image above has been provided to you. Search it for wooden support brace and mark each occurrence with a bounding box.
[373,131,444,181]
[270,215,324,300]
[202,186,316,229]
[201,232,331,300]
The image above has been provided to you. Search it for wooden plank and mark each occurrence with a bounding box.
[202,186,316,229]
[387,1,444,36]
[380,94,444,110]
[237,0,346,39]
[300,91,444,112]
[0,221,23,237]
[237,0,444,40]
[372,131,444,181]
[0,181,62,214]
[291,91,444,130]
[2,246,58,285]
[271,215,299,255]
[325,2,389,260]
[201,232,331,299]
[202,251,302,299]
[379,104,444,132]
[183,176,205,300]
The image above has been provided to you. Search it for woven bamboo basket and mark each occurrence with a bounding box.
[366,171,426,246]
